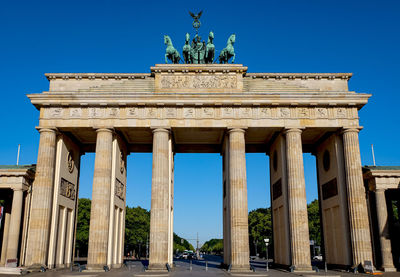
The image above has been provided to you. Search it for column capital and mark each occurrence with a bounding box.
[227,127,247,134]
[94,127,114,134]
[35,127,58,134]
[341,127,363,134]
[151,127,170,134]
[283,127,304,134]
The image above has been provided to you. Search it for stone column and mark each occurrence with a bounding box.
[148,128,170,271]
[228,128,250,271]
[284,128,312,271]
[87,128,114,270]
[342,128,373,267]
[374,190,395,272]
[0,210,11,265]
[6,189,24,262]
[25,128,57,267]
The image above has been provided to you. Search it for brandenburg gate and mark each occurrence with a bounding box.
[21,63,375,272]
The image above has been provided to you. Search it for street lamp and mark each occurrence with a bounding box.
[264,238,269,272]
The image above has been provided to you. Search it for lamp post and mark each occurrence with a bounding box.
[264,238,269,272]
[253,240,258,257]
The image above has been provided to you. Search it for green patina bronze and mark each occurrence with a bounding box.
[219,34,236,64]
[164,35,181,64]
[205,31,215,64]
[182,33,191,64]
[163,11,236,64]
[189,10,203,34]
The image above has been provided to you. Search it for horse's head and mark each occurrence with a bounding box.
[228,34,236,45]
[185,33,190,43]
[164,35,170,45]
[208,31,214,44]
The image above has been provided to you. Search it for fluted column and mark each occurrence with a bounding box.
[87,128,114,270]
[148,128,170,271]
[284,128,311,271]
[228,128,250,271]
[375,190,395,271]
[342,128,373,267]
[6,189,24,262]
[0,210,11,265]
[25,128,57,267]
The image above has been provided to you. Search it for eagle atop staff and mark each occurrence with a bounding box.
[189,10,203,33]
[189,10,203,21]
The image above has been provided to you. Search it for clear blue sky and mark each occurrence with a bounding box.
[1,0,399,245]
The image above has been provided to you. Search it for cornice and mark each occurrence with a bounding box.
[151,64,248,74]
[44,72,353,81]
[27,92,371,109]
[245,73,352,80]
[45,73,151,81]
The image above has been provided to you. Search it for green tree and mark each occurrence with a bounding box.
[307,199,322,246]
[173,233,194,253]
[392,200,399,222]
[248,207,272,257]
[75,198,91,257]
[201,238,223,254]
[75,200,196,258]
[125,206,150,258]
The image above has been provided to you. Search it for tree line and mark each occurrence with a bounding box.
[75,198,193,258]
[75,199,321,258]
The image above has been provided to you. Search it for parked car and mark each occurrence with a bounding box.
[313,255,323,261]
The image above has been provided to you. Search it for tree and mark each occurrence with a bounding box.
[307,199,322,246]
[248,208,272,257]
[75,198,91,257]
[173,233,194,253]
[201,238,223,254]
[125,206,150,258]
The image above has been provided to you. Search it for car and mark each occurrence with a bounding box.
[313,255,323,261]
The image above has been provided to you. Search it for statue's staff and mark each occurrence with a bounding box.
[189,10,203,34]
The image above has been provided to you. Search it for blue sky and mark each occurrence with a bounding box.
[1,0,399,244]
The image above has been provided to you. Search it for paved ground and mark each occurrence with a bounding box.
[2,257,399,277]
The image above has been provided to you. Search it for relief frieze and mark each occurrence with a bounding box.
[259,107,271,118]
[183,107,195,118]
[316,108,328,118]
[115,178,125,200]
[88,107,104,118]
[202,107,214,118]
[165,107,177,118]
[160,74,237,89]
[70,108,82,118]
[109,107,120,117]
[280,108,291,118]
[60,178,76,200]
[44,106,355,121]
[50,108,63,118]
[127,107,140,117]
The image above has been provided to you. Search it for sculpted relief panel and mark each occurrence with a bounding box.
[160,74,238,89]
[43,106,356,122]
[60,178,76,200]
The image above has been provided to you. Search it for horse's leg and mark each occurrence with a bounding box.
[165,54,168,64]
[231,53,235,63]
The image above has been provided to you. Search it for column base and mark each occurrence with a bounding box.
[382,266,397,272]
[292,265,313,273]
[230,264,252,272]
[26,263,47,272]
[84,264,108,272]
[147,263,168,272]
